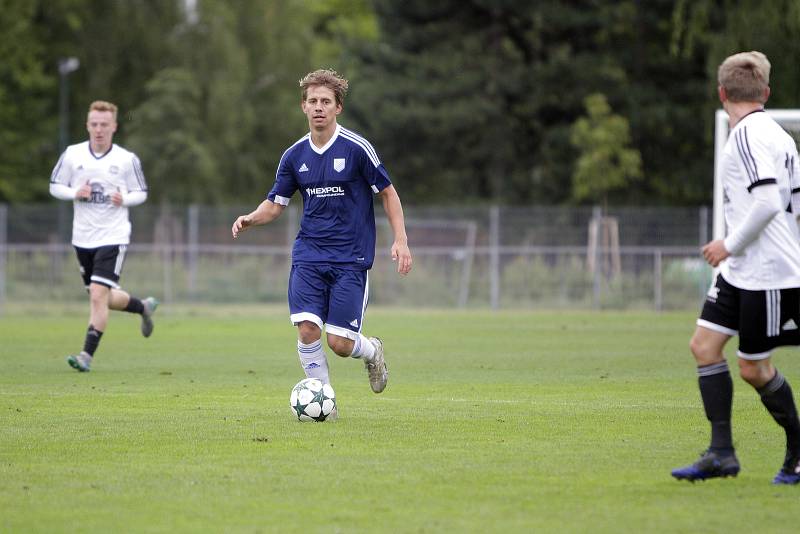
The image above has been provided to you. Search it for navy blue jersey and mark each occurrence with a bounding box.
[267,125,392,270]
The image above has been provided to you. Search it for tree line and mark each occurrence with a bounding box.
[1,0,799,206]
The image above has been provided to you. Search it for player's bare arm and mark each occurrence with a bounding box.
[232,199,285,239]
[378,185,412,275]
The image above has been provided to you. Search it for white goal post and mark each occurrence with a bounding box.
[713,109,800,240]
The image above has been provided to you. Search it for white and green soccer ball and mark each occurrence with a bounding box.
[290,378,337,422]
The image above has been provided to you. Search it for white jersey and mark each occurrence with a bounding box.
[720,110,800,290]
[50,141,147,248]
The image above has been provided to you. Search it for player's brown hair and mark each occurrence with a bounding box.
[88,100,118,121]
[718,51,771,103]
[299,69,349,107]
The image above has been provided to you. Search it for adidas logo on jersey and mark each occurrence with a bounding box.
[349,319,359,328]
[782,319,798,331]
[299,163,309,172]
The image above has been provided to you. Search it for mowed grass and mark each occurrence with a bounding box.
[2,304,800,533]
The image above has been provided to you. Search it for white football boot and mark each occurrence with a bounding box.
[141,297,159,338]
[365,337,388,393]
[67,351,92,372]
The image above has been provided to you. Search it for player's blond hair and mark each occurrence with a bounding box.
[718,51,771,103]
[88,100,118,121]
[299,69,349,107]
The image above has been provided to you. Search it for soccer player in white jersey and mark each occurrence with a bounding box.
[231,69,412,397]
[672,52,800,484]
[50,100,158,372]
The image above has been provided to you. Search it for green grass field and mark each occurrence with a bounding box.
[2,304,799,533]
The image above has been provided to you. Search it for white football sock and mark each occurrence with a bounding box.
[298,340,330,384]
[349,333,376,362]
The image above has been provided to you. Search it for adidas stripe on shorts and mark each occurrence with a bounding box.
[698,274,800,359]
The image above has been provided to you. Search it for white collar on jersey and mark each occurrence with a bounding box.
[307,124,341,155]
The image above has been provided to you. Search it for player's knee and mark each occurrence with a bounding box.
[689,335,716,363]
[88,284,110,307]
[296,321,321,344]
[738,365,763,386]
[738,359,773,388]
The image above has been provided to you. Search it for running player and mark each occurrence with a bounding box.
[50,100,158,372]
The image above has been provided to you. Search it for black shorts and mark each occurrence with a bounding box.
[74,245,127,289]
[698,274,800,359]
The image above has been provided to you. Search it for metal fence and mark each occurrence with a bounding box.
[0,203,713,312]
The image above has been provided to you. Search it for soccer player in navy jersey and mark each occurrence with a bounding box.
[671,52,800,484]
[232,69,412,395]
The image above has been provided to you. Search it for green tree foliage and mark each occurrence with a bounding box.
[570,94,642,206]
[71,0,183,121]
[2,0,799,207]
[126,68,218,204]
[343,0,712,205]
[0,0,316,204]
[0,1,66,201]
[125,0,314,203]
[672,0,800,107]
[308,0,378,69]
[0,0,182,202]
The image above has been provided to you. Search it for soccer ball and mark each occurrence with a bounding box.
[289,378,337,422]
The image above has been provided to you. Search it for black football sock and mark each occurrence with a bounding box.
[82,325,104,356]
[758,370,800,455]
[124,297,145,314]
[698,361,734,453]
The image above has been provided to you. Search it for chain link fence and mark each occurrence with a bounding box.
[0,203,713,312]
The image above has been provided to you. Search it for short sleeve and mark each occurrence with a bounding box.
[734,125,778,192]
[357,145,392,194]
[50,150,72,186]
[126,154,148,192]
[267,152,298,206]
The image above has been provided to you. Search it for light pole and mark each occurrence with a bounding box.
[58,57,80,153]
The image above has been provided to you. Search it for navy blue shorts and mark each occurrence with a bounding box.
[288,263,369,340]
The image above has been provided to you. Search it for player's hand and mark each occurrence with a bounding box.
[702,239,729,267]
[75,183,91,201]
[391,242,413,275]
[231,216,252,239]
[110,191,124,206]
